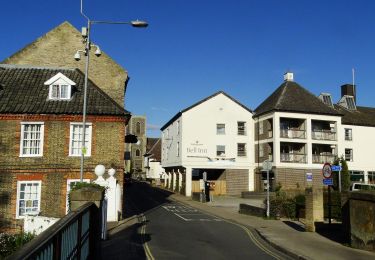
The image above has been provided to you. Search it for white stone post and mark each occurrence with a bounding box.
[173,171,176,191]
[185,167,192,197]
[106,168,121,222]
[94,165,121,222]
[179,171,182,192]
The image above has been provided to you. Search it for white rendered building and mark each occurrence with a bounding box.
[161,91,255,196]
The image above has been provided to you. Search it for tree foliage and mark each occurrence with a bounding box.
[332,156,351,191]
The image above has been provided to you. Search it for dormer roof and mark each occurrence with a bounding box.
[44,72,76,86]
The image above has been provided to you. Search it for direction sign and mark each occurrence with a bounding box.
[262,160,272,171]
[322,163,332,179]
[323,178,333,186]
[331,165,342,171]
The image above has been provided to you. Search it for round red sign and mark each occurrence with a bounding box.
[322,163,332,179]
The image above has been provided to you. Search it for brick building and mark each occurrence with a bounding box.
[0,65,129,232]
[2,21,128,108]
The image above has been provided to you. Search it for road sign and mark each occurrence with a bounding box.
[323,178,333,186]
[262,160,272,171]
[306,172,313,182]
[322,163,332,179]
[331,165,342,171]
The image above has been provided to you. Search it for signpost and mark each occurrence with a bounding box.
[331,165,342,192]
[322,163,333,224]
[262,160,272,218]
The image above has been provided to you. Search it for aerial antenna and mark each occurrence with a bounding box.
[352,68,355,86]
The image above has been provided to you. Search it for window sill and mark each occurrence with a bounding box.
[19,155,43,158]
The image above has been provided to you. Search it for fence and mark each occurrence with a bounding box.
[9,202,101,260]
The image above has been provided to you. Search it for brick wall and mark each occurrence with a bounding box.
[2,21,127,108]
[225,169,249,196]
[274,167,323,190]
[0,114,125,232]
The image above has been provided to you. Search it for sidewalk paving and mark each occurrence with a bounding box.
[169,193,375,260]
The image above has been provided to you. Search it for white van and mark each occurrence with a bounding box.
[350,182,375,191]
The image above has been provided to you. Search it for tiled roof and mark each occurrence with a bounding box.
[335,105,375,127]
[0,65,129,116]
[161,91,252,130]
[254,81,342,117]
[145,138,161,161]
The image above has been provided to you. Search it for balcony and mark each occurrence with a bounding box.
[312,130,336,141]
[280,153,307,163]
[313,153,336,164]
[280,129,306,139]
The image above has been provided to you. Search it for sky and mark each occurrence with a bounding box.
[1,0,375,137]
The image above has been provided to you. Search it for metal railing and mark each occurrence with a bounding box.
[312,130,336,141]
[312,154,336,164]
[280,153,307,163]
[280,129,306,139]
[9,203,101,260]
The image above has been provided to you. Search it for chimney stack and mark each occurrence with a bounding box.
[284,72,294,82]
[341,84,356,103]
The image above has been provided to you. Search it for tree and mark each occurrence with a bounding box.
[332,156,351,191]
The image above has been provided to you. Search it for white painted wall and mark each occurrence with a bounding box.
[146,159,165,179]
[161,93,255,195]
[339,124,375,182]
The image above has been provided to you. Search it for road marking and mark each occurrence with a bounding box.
[163,205,222,221]
[223,219,282,260]
[139,214,155,260]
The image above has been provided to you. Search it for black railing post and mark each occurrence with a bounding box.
[53,231,61,259]
[77,214,82,259]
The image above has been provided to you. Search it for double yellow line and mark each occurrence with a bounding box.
[225,219,283,260]
[139,214,155,260]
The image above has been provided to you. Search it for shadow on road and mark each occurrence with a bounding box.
[282,220,305,232]
[123,181,174,218]
[315,222,348,244]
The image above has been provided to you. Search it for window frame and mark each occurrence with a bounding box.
[177,142,180,157]
[237,143,247,157]
[345,148,353,162]
[135,149,141,157]
[69,122,92,157]
[16,180,42,219]
[19,122,45,157]
[216,124,226,135]
[49,84,71,100]
[345,128,353,141]
[237,121,246,135]
[216,145,226,156]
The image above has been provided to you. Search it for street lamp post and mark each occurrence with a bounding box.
[76,0,148,182]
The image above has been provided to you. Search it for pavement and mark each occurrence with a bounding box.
[104,185,375,260]
[167,192,375,260]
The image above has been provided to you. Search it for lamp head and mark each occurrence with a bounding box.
[131,20,148,28]
[94,46,102,57]
[74,51,81,61]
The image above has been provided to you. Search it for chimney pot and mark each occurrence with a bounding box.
[284,72,294,82]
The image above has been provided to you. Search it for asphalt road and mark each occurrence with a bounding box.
[108,181,291,260]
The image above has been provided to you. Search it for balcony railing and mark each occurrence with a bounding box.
[280,153,307,163]
[313,154,336,164]
[280,129,306,139]
[312,130,336,141]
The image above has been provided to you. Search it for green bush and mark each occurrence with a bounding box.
[266,192,306,219]
[0,232,35,258]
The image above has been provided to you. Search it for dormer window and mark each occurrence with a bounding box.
[44,72,76,101]
[319,93,333,107]
[338,95,356,111]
